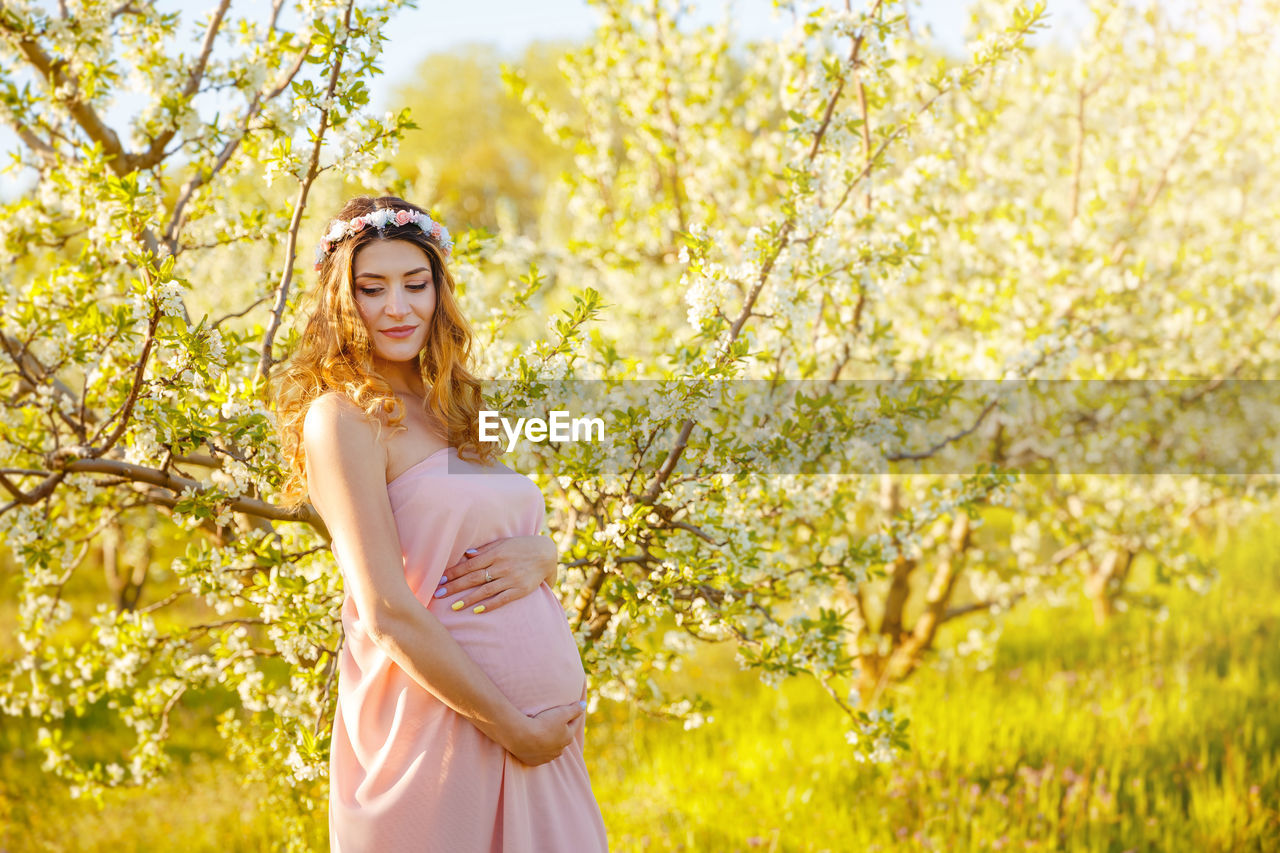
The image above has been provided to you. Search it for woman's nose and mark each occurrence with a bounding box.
[386,286,409,316]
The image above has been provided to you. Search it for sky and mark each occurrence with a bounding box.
[370,0,1089,106]
[0,0,1090,186]
[371,0,1091,56]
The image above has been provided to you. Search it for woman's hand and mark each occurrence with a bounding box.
[503,700,587,766]
[435,534,557,614]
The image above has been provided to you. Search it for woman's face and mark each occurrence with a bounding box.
[351,238,436,366]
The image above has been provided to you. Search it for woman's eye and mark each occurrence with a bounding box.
[356,281,429,295]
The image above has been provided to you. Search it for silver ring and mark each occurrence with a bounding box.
[485,570,492,583]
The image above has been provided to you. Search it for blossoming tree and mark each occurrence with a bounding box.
[492,0,1279,712]
[2,0,1277,845]
[0,0,421,835]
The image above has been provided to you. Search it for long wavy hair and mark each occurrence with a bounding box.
[268,195,499,511]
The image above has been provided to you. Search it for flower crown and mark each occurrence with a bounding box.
[313,207,455,270]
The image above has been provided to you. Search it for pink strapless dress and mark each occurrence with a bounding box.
[328,447,609,852]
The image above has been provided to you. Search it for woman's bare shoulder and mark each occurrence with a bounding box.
[302,392,383,466]
[305,390,360,421]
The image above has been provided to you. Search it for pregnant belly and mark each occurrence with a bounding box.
[430,583,586,716]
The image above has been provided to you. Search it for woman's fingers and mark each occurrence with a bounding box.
[441,575,541,614]
[442,578,505,613]
[461,586,522,614]
[436,537,547,610]
[442,547,484,579]
[452,582,523,614]
[436,548,493,598]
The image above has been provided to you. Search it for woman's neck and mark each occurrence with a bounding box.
[373,357,426,398]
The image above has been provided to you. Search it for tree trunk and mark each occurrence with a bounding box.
[846,479,976,703]
[896,511,972,678]
[101,518,152,611]
[1085,547,1132,625]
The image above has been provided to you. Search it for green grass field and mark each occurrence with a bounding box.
[3,518,1278,851]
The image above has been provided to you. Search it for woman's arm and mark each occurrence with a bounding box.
[303,394,582,765]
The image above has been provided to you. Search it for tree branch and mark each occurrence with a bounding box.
[163,31,313,247]
[133,0,232,171]
[942,591,1026,623]
[90,306,161,456]
[46,455,327,533]
[256,0,358,384]
[0,7,130,173]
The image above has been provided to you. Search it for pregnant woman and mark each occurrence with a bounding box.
[269,196,609,852]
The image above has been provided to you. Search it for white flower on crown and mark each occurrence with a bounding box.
[313,207,456,270]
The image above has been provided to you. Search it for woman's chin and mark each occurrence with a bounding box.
[373,342,424,363]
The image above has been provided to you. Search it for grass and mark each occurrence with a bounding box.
[590,518,1280,851]
[2,518,1278,851]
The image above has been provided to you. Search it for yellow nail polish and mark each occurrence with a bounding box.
[451,601,464,611]
[473,605,485,614]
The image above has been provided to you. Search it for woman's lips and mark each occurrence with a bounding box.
[381,326,417,338]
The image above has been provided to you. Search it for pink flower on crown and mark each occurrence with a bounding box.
[315,207,456,269]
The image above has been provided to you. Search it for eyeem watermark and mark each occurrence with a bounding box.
[479,410,605,452]
[472,379,1280,475]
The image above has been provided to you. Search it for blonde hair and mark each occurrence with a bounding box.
[268,195,499,511]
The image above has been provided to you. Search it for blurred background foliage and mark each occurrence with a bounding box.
[387,42,578,237]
